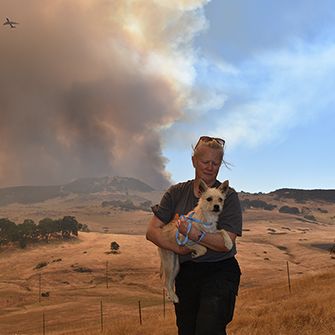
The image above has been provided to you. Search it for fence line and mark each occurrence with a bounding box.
[100,300,104,332]
[286,261,292,294]
[4,260,310,334]
[163,288,166,319]
[42,312,46,335]
[138,300,143,325]
[105,261,109,289]
[39,273,42,303]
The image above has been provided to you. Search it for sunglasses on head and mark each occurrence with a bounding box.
[195,136,225,149]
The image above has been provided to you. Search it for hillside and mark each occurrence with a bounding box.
[0,176,155,206]
[0,216,334,335]
[269,188,335,203]
[1,178,335,237]
[0,176,334,334]
[1,177,335,208]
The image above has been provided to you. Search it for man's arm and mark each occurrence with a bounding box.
[146,215,192,255]
[177,217,237,252]
[199,230,237,252]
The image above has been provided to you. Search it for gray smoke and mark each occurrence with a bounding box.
[0,0,208,189]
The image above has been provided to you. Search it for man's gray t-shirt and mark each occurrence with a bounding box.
[152,179,243,263]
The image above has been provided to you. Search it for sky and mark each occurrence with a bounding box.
[1,0,334,193]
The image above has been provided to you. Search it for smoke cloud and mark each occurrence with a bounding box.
[0,0,209,189]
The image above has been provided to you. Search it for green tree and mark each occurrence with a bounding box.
[38,218,59,242]
[0,218,18,245]
[17,219,37,248]
[59,216,80,238]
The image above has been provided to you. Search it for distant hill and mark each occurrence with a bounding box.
[269,188,335,203]
[62,176,154,194]
[0,176,154,206]
[1,178,334,207]
[0,185,61,206]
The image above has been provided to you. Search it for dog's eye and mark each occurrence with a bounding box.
[206,197,212,202]
[218,198,223,202]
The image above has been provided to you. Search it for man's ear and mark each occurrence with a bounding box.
[192,156,196,168]
[219,180,229,194]
[199,179,208,194]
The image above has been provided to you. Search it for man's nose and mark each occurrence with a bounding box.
[207,162,214,170]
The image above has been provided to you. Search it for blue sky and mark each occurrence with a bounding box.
[162,0,335,192]
[1,0,334,192]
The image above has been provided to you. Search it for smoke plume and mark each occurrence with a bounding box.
[0,0,209,189]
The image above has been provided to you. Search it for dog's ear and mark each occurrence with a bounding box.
[218,180,229,194]
[199,179,208,194]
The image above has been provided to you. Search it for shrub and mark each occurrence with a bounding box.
[35,261,48,269]
[303,214,317,222]
[279,206,300,215]
[240,199,276,211]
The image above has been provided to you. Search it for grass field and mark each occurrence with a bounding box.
[0,193,334,334]
[59,270,335,335]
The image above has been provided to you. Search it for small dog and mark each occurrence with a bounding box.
[159,179,233,303]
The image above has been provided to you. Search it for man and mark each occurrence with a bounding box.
[146,136,242,335]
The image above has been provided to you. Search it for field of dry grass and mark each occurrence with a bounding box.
[0,194,334,334]
[230,270,335,335]
[60,270,335,335]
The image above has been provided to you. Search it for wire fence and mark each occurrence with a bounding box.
[2,258,330,334]
[3,277,170,335]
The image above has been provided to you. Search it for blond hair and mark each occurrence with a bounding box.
[192,138,224,156]
[192,138,231,168]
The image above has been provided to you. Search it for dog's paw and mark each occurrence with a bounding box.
[224,235,233,251]
[191,251,206,258]
[172,295,179,303]
[191,251,199,258]
[167,292,179,303]
[219,230,234,250]
[172,294,179,303]
[190,245,207,258]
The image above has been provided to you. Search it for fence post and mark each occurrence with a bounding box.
[286,261,291,294]
[138,300,142,325]
[42,312,46,335]
[39,273,42,303]
[163,288,166,319]
[106,261,109,289]
[100,300,104,332]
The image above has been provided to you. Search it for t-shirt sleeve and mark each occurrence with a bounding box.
[218,189,243,236]
[151,186,177,224]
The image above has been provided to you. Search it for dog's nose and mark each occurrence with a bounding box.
[213,204,220,212]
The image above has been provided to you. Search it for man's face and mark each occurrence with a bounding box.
[192,146,222,186]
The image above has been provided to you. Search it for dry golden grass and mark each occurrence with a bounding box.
[58,270,335,335]
[1,195,334,335]
[229,270,335,335]
[60,312,177,335]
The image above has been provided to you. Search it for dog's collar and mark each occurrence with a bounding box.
[175,212,212,246]
[183,212,212,228]
[175,220,192,246]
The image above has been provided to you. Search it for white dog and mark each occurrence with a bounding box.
[159,179,233,303]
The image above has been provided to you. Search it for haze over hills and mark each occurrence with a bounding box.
[0,176,155,206]
[0,176,334,207]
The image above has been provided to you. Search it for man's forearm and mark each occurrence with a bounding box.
[146,216,191,254]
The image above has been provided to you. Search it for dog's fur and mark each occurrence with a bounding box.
[159,179,233,303]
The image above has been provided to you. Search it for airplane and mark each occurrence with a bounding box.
[3,17,19,28]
